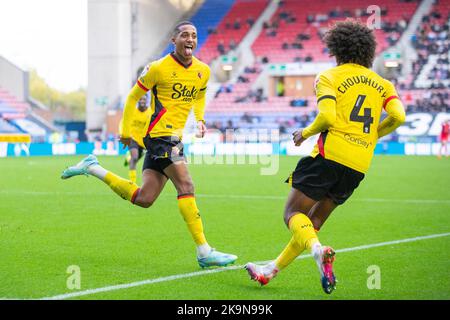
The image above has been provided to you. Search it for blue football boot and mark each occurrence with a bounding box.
[61,154,99,179]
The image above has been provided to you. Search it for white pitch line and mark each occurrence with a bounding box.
[36,232,450,300]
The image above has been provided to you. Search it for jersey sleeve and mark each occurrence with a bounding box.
[121,63,159,137]
[120,84,146,137]
[137,62,158,92]
[302,73,337,139]
[382,80,401,111]
[377,80,405,138]
[121,63,158,138]
[193,66,210,123]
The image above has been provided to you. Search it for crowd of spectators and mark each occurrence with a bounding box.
[215,83,234,98]
[410,10,450,88]
[234,88,266,103]
[405,91,450,113]
[208,110,319,136]
[429,54,450,83]
[217,39,238,55]
[208,15,256,56]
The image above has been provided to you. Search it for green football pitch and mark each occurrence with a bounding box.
[0,155,449,300]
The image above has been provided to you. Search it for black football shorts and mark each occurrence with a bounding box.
[286,154,365,205]
[128,139,145,160]
[142,135,186,177]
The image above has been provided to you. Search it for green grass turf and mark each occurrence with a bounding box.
[0,155,449,300]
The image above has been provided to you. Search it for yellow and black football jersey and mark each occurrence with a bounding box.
[303,63,403,173]
[135,53,210,139]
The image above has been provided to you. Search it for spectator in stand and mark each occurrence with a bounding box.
[292,41,303,49]
[217,40,226,55]
[272,19,279,29]
[266,27,277,37]
[329,7,341,18]
[247,16,255,27]
[254,88,265,102]
[244,66,257,74]
[233,18,241,30]
[211,121,225,134]
[215,83,233,98]
[229,39,237,51]
[207,26,217,35]
[225,120,234,131]
[241,112,253,123]
[297,32,311,41]
[279,11,289,20]
[237,75,249,83]
[315,13,329,23]
[342,9,352,17]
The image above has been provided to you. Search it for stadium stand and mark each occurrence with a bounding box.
[161,0,236,57]
[197,0,269,65]
[0,86,49,140]
[251,0,419,63]
[199,0,436,135]
[401,89,450,113]
[411,0,450,89]
[0,87,29,116]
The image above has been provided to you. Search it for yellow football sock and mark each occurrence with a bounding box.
[129,170,137,183]
[177,195,207,245]
[104,171,139,202]
[275,236,304,270]
[289,213,320,251]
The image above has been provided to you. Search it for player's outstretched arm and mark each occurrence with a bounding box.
[193,68,210,130]
[377,100,405,138]
[120,84,147,140]
[294,98,336,146]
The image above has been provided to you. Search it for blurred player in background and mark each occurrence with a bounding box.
[122,94,150,183]
[245,20,406,294]
[62,21,237,268]
[438,120,449,159]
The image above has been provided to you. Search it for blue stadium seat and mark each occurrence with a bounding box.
[161,0,235,56]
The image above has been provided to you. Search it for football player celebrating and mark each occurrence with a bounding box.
[62,21,237,268]
[245,20,405,294]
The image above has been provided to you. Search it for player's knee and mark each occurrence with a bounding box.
[138,197,156,208]
[140,199,154,208]
[135,191,157,208]
[176,179,195,195]
[129,159,138,168]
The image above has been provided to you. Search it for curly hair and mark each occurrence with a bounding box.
[323,20,376,68]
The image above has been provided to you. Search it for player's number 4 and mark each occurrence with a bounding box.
[350,94,374,133]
